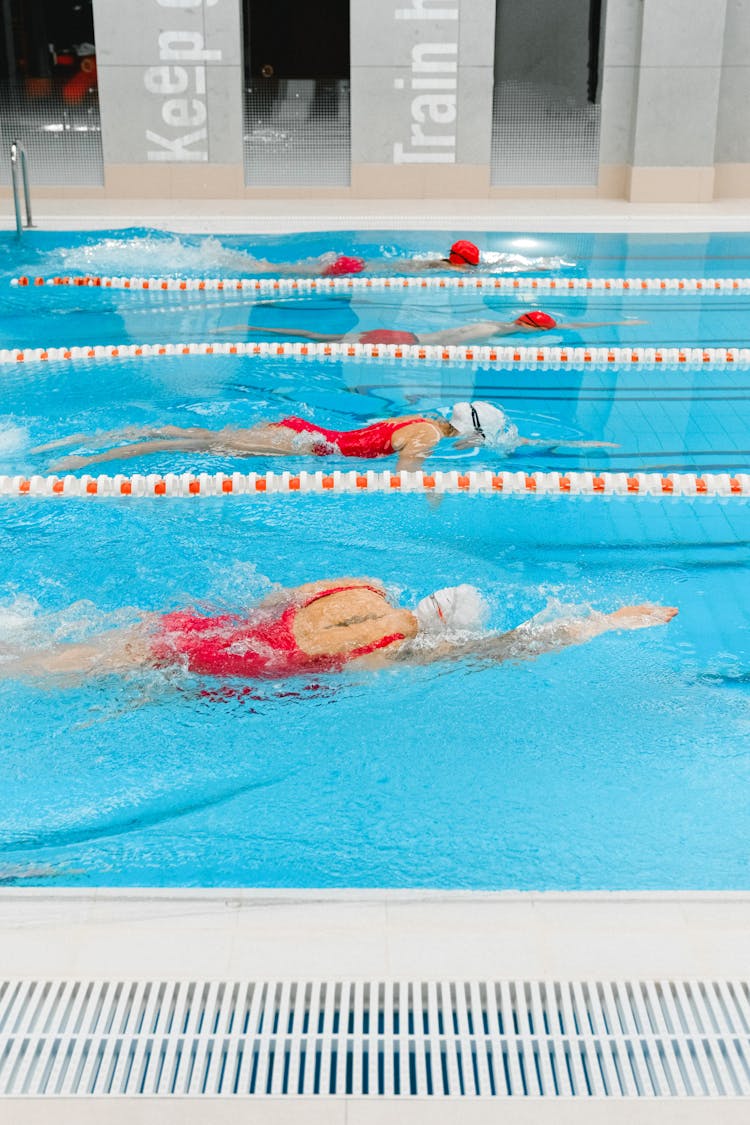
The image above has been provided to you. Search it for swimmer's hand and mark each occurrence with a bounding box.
[606,604,678,630]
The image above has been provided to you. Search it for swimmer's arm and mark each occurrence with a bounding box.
[517,438,619,449]
[562,319,648,328]
[392,422,444,471]
[392,605,678,667]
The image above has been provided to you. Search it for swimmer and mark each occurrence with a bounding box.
[35,401,618,474]
[0,578,678,683]
[211,309,643,347]
[257,240,571,277]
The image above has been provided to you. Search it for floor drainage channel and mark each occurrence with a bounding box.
[0,979,748,1097]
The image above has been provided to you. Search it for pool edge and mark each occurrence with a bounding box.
[1,889,747,979]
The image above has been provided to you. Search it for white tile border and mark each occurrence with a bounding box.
[2,1099,749,1122]
[1,889,749,980]
[3,198,750,233]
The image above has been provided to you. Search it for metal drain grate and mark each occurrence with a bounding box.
[1,980,749,1097]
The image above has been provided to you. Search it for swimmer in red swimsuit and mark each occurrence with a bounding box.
[39,400,618,473]
[211,309,642,347]
[239,239,573,278]
[0,577,678,683]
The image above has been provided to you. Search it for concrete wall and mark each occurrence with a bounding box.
[350,0,496,197]
[8,0,748,202]
[628,0,728,201]
[597,0,641,197]
[715,0,750,196]
[92,0,245,197]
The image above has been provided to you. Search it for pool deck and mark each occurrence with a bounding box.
[2,196,750,234]
[2,888,749,981]
[1,890,749,1122]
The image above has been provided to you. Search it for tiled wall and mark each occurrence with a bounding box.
[2,0,748,202]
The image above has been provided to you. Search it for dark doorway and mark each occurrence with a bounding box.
[242,0,351,187]
[491,0,603,187]
[0,0,102,186]
[244,0,349,81]
[587,0,604,104]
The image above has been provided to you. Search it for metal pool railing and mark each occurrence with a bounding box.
[10,140,34,238]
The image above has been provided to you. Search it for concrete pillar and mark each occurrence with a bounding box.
[627,0,728,202]
[714,0,750,197]
[597,0,643,199]
[350,0,496,197]
[92,0,244,197]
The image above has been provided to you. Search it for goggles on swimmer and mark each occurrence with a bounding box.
[449,401,509,444]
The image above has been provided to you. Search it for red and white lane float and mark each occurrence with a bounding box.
[0,470,747,499]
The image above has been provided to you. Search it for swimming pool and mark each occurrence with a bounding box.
[1,228,749,890]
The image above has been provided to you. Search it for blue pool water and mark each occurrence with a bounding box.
[0,228,749,889]
[1,495,749,890]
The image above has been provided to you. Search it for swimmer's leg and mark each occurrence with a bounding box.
[212,323,340,341]
[49,435,235,470]
[32,425,213,455]
[0,626,152,680]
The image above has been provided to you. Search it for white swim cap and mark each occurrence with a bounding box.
[414,584,488,634]
[450,401,509,443]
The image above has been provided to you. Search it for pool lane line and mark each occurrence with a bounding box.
[1,470,747,498]
[3,340,750,367]
[11,274,750,293]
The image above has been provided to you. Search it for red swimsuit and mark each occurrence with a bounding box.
[151,585,406,679]
[274,416,435,458]
[357,329,419,345]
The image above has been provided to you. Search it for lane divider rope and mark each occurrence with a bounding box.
[1,470,747,498]
[1,340,749,367]
[10,274,750,293]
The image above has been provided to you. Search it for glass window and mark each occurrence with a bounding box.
[491,0,603,187]
[0,0,103,186]
[242,0,350,187]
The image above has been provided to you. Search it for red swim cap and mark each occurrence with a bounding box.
[322,255,366,277]
[448,239,480,266]
[358,329,419,345]
[515,310,557,330]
